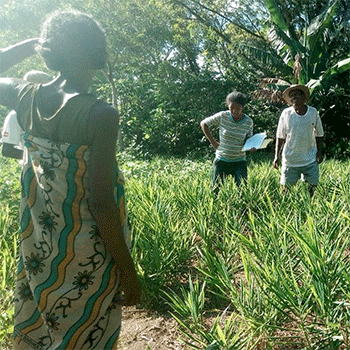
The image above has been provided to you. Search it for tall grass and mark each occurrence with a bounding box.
[1,155,350,349]
[124,156,350,349]
[0,157,21,348]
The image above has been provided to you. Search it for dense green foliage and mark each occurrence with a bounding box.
[114,155,350,349]
[0,0,349,158]
[1,155,350,349]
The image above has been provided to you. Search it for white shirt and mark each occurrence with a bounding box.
[277,106,324,167]
[1,110,25,150]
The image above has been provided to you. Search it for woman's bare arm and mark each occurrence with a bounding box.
[88,102,141,306]
[0,38,38,73]
[0,38,39,109]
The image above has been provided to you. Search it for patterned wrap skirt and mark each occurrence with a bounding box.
[13,134,129,350]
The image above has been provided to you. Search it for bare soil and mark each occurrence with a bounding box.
[118,307,188,350]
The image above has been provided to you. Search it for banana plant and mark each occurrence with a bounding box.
[263,0,350,96]
[308,57,350,92]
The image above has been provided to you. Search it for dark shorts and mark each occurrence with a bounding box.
[281,161,319,186]
[212,159,247,188]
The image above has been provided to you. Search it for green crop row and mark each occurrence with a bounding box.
[1,155,349,349]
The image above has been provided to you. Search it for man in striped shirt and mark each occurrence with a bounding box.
[200,91,253,194]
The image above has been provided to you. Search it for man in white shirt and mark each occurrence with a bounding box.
[273,84,324,196]
[1,70,51,160]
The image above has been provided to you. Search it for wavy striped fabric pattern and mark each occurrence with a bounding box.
[13,134,129,350]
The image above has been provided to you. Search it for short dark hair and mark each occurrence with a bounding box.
[36,10,107,71]
[226,91,247,107]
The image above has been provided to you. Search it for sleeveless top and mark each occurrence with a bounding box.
[13,83,126,350]
[16,83,101,146]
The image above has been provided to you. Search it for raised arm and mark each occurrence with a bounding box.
[88,102,141,306]
[0,38,38,73]
[0,39,39,109]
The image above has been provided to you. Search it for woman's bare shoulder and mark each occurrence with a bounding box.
[90,100,119,120]
[0,78,29,110]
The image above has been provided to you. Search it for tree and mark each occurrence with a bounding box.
[168,0,350,95]
[1,0,349,157]
[168,0,350,157]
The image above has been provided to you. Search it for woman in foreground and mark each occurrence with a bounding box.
[0,10,141,349]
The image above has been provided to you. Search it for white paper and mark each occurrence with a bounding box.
[260,138,273,149]
[241,132,273,151]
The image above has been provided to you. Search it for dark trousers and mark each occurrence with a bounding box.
[212,159,247,194]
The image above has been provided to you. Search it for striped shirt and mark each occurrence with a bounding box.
[203,110,253,161]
